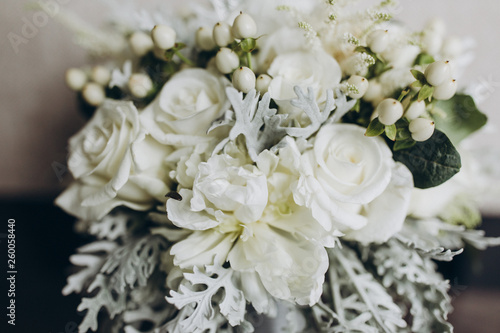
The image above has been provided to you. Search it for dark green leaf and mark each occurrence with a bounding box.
[418,84,434,102]
[433,94,488,144]
[385,124,397,141]
[393,130,461,188]
[414,53,435,66]
[365,118,385,137]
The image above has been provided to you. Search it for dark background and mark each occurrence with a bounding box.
[0,196,499,333]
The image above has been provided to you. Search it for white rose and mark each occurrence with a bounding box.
[56,100,172,220]
[267,49,341,118]
[294,123,413,243]
[140,68,230,145]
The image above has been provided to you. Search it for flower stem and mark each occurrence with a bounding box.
[175,50,195,67]
[246,52,252,70]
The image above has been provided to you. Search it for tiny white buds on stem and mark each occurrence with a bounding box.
[91,66,111,86]
[232,12,257,39]
[213,21,233,47]
[366,29,389,53]
[215,48,239,74]
[232,66,256,93]
[256,74,272,94]
[433,78,457,100]
[376,98,403,125]
[128,73,153,98]
[409,118,435,141]
[424,60,452,86]
[82,83,105,106]
[405,100,426,120]
[195,27,216,51]
[347,75,369,99]
[65,68,87,91]
[151,25,176,50]
[129,31,154,57]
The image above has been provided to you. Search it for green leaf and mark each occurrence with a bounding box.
[418,84,434,101]
[410,69,427,83]
[385,124,397,141]
[414,53,435,66]
[393,139,416,151]
[433,94,488,144]
[365,118,385,136]
[393,130,461,188]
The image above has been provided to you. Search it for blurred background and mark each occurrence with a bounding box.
[0,0,499,332]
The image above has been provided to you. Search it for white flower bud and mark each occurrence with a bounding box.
[232,66,256,93]
[151,25,176,50]
[376,98,403,125]
[213,21,233,47]
[433,78,457,100]
[232,12,257,39]
[409,118,435,141]
[405,100,426,120]
[82,83,105,106]
[256,74,272,94]
[366,29,389,54]
[215,48,239,74]
[128,73,153,98]
[65,68,87,91]
[91,66,111,86]
[129,31,154,57]
[196,27,216,51]
[424,60,452,86]
[363,80,383,105]
[347,75,369,99]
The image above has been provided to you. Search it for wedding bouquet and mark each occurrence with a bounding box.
[56,0,500,332]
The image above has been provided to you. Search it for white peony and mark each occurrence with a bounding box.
[56,100,172,221]
[293,123,413,244]
[167,146,330,308]
[140,68,230,146]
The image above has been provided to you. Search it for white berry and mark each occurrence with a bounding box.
[129,31,154,57]
[65,68,87,91]
[347,75,369,99]
[366,29,389,54]
[433,79,457,100]
[409,118,435,141]
[82,83,105,106]
[232,12,257,39]
[405,100,426,120]
[256,74,272,94]
[232,66,256,93]
[424,60,452,86]
[151,25,176,50]
[195,27,216,51]
[213,21,234,47]
[215,48,239,74]
[376,98,404,125]
[91,66,111,86]
[128,73,153,98]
